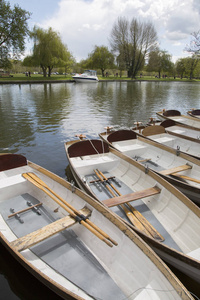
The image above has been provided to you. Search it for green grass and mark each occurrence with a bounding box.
[0,73,199,82]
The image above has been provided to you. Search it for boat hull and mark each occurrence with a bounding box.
[73,77,98,83]
[65,140,200,284]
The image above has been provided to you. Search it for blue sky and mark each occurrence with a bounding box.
[8,0,200,62]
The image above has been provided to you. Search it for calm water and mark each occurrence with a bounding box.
[0,81,200,299]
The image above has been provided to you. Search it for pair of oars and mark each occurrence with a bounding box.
[94,169,164,241]
[23,172,118,247]
[93,169,148,234]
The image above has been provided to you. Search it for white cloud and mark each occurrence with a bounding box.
[36,0,200,62]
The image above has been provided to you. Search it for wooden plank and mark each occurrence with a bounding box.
[10,207,91,252]
[159,164,192,175]
[8,203,43,218]
[102,186,161,208]
[172,174,200,184]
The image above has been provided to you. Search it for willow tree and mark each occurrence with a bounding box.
[110,17,157,78]
[26,26,73,77]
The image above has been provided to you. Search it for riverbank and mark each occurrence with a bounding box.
[0,74,199,84]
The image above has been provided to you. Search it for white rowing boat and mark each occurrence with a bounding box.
[135,124,200,160]
[65,139,200,285]
[99,129,200,205]
[159,120,200,144]
[156,109,200,130]
[1,153,192,300]
[187,109,200,119]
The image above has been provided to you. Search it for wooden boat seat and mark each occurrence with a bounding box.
[142,125,166,136]
[163,109,181,117]
[107,130,137,143]
[0,153,27,171]
[102,186,161,208]
[10,207,91,252]
[159,164,192,176]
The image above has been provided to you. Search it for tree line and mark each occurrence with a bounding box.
[1,0,200,79]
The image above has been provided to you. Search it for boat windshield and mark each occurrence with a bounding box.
[84,70,97,76]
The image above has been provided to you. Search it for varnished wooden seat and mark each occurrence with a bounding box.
[159,164,192,175]
[10,207,91,252]
[102,186,161,208]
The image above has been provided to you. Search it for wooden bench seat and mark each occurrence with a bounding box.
[159,164,192,176]
[102,186,161,208]
[10,207,91,252]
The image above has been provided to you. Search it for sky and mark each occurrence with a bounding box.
[8,0,200,62]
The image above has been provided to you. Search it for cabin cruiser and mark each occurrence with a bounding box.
[73,70,99,83]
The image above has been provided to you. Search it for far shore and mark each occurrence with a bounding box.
[0,74,199,84]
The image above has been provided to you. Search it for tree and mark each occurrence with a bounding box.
[175,58,186,79]
[110,17,157,78]
[184,56,199,79]
[185,31,200,55]
[87,46,115,77]
[147,49,173,78]
[0,0,31,67]
[25,27,74,77]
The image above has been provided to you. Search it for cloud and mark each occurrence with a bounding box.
[37,0,200,62]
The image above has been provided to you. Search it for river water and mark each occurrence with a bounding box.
[0,81,200,299]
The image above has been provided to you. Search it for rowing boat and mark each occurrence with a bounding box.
[135,124,200,160]
[160,120,200,144]
[99,129,200,205]
[156,109,200,130]
[65,139,200,284]
[1,153,192,300]
[187,109,200,119]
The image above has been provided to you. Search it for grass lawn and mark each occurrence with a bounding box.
[0,73,199,82]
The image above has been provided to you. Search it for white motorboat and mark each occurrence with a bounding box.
[73,70,99,83]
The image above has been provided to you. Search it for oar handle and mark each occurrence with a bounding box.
[94,170,116,197]
[96,169,122,196]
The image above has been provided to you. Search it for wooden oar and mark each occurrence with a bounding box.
[23,173,117,247]
[94,169,150,235]
[172,174,200,184]
[96,169,164,242]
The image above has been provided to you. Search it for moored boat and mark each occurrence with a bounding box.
[160,120,200,144]
[73,70,98,83]
[1,153,192,300]
[156,109,200,130]
[99,129,200,205]
[65,138,200,284]
[136,125,200,160]
[187,109,200,119]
